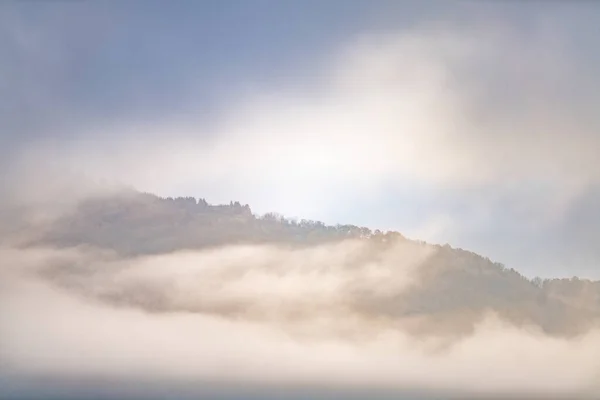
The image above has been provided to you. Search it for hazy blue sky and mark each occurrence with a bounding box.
[2,1,600,278]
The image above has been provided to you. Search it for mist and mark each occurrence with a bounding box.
[1,242,599,400]
[2,2,600,399]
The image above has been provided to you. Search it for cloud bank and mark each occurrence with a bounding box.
[11,18,600,199]
[4,9,600,277]
[1,243,599,399]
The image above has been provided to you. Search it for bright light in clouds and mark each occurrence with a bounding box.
[16,22,600,203]
[5,17,600,277]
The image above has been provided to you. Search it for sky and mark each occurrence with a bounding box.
[2,0,600,279]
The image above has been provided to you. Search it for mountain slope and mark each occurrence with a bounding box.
[8,190,600,337]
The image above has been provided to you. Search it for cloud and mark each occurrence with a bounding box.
[3,4,600,398]
[5,13,599,277]
[6,16,599,219]
[16,20,600,177]
[1,243,600,399]
[2,3,599,273]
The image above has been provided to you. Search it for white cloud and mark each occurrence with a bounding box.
[1,244,599,398]
[4,16,600,278]
[13,20,600,208]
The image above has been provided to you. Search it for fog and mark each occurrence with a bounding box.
[2,3,600,399]
[1,243,599,399]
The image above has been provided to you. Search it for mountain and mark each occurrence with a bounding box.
[6,189,600,338]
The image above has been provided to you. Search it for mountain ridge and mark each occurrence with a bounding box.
[5,189,600,338]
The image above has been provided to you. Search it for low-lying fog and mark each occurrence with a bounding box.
[1,242,599,400]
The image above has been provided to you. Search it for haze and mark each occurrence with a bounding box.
[1,1,600,399]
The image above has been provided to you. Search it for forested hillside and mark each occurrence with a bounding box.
[7,190,600,337]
